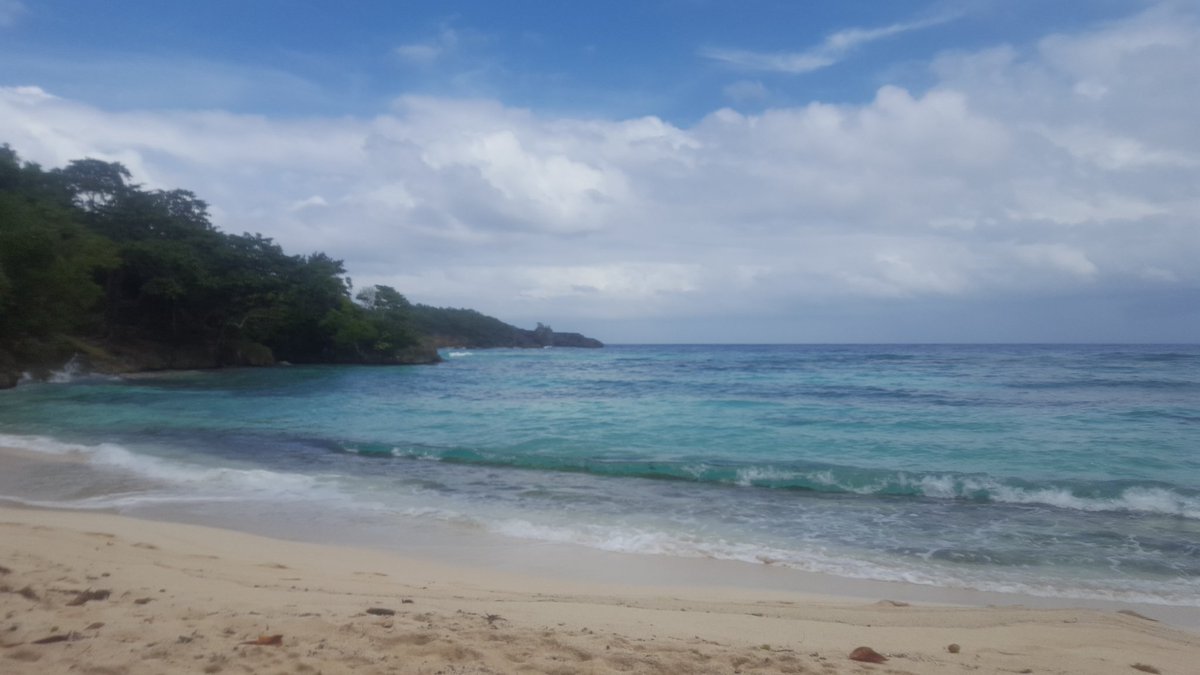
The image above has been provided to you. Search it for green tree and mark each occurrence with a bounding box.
[53,158,132,212]
[355,285,419,356]
[1,145,462,377]
[0,165,117,343]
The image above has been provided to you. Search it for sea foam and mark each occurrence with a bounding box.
[0,433,324,501]
[731,463,1200,519]
[482,517,1200,606]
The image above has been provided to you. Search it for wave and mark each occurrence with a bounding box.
[335,441,1200,520]
[15,355,122,385]
[0,492,250,511]
[0,433,326,501]
[48,355,89,383]
[737,467,1200,519]
[404,512,1200,606]
[6,433,1197,606]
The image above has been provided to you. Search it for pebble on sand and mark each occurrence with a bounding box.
[849,646,888,663]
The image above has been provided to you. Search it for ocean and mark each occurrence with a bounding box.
[1,344,1198,607]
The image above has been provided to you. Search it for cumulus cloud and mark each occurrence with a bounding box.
[1040,125,1198,171]
[701,11,958,74]
[1,3,1197,340]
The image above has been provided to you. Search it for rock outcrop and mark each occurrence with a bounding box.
[0,334,443,389]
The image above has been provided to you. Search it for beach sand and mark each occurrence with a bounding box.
[2,505,1198,674]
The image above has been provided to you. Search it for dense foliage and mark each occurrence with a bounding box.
[0,146,600,385]
[0,146,429,374]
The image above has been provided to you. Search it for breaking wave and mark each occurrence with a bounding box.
[0,433,329,507]
[337,442,1200,520]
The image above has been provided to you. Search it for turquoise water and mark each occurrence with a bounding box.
[1,344,1199,604]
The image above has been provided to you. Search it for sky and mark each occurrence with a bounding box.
[1,0,1198,343]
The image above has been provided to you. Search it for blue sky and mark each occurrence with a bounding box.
[2,0,1198,342]
[1,0,1140,119]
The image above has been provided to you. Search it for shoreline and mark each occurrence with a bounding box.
[3,504,1199,674]
[104,498,1200,629]
[2,440,1199,630]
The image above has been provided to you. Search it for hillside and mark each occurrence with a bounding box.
[0,146,600,387]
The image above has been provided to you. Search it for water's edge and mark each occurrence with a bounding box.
[2,345,1197,618]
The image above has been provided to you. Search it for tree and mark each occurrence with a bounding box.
[354,285,418,356]
[0,145,458,376]
[321,300,379,360]
[53,158,133,212]
[0,186,117,341]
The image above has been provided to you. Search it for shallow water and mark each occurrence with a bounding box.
[1,344,1198,605]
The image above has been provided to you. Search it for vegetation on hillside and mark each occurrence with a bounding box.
[0,146,598,386]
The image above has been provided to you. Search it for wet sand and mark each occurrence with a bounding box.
[2,504,1198,674]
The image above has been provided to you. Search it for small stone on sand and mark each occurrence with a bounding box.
[849,646,887,663]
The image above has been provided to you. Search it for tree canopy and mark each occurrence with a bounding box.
[0,145,599,385]
[0,146,426,371]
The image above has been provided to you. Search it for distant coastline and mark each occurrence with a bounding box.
[2,320,604,388]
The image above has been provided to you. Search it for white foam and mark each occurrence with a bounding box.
[735,466,800,487]
[729,462,1200,520]
[0,433,97,456]
[986,484,1200,519]
[27,355,120,384]
[397,505,480,528]
[47,355,87,383]
[895,472,1200,519]
[394,447,444,460]
[911,473,963,499]
[0,433,323,500]
[0,492,245,511]
[446,351,473,358]
[481,517,1200,606]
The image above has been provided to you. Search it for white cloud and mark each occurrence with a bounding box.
[701,12,957,74]
[1013,244,1099,280]
[290,195,329,211]
[1040,125,1198,171]
[1,4,1197,340]
[1009,179,1167,225]
[701,47,835,75]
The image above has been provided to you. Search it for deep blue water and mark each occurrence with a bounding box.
[1,344,1198,604]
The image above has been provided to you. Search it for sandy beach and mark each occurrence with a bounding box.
[1,504,1197,674]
